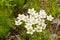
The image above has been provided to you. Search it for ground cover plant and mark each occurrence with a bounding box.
[0,0,60,40]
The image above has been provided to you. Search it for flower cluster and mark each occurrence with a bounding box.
[15,8,54,34]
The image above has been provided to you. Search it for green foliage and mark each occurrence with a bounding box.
[26,0,41,11]
[30,30,50,40]
[0,0,14,39]
[45,0,60,18]
[19,29,50,40]
[0,9,10,38]
[0,0,24,39]
[12,0,24,13]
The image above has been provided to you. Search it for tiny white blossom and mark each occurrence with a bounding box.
[17,14,25,20]
[23,15,29,22]
[25,23,32,29]
[30,12,38,18]
[27,16,34,23]
[15,20,22,25]
[30,18,39,24]
[28,8,36,15]
[41,23,46,29]
[39,10,47,18]
[38,19,45,25]
[35,25,42,32]
[29,18,38,24]
[47,15,54,21]
[17,14,22,20]
[27,27,35,34]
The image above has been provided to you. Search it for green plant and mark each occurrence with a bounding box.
[0,0,60,40]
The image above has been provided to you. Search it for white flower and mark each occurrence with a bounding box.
[47,15,54,21]
[23,15,29,22]
[26,16,34,23]
[29,17,38,24]
[38,19,45,25]
[25,23,32,29]
[41,23,46,29]
[30,12,38,18]
[28,8,36,15]
[15,20,22,25]
[35,25,42,32]
[31,19,38,24]
[39,10,47,18]
[17,14,25,20]
[27,27,35,34]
